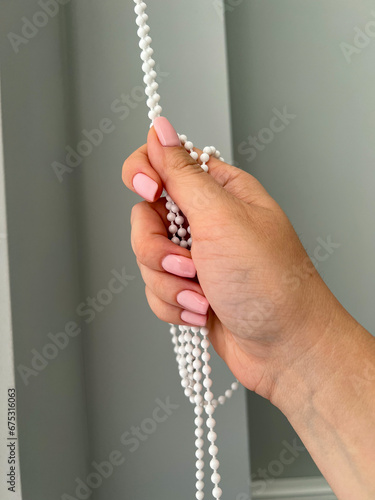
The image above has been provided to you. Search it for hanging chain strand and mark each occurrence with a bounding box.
[133,2,239,498]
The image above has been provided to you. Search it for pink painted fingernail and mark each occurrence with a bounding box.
[153,117,181,147]
[132,172,158,202]
[161,255,196,278]
[177,290,209,315]
[181,310,207,327]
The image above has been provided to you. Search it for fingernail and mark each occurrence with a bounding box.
[181,310,207,327]
[132,172,158,202]
[161,255,196,278]
[177,290,209,315]
[153,116,181,147]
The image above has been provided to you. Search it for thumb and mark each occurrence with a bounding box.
[147,117,226,221]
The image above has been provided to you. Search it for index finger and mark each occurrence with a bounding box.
[122,143,163,202]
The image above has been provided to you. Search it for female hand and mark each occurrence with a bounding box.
[123,117,375,500]
[122,116,341,402]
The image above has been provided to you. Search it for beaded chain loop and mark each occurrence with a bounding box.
[133,2,239,498]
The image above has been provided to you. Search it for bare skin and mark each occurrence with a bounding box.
[122,118,375,499]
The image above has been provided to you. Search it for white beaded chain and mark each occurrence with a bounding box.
[133,2,239,498]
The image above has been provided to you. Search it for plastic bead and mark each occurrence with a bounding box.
[194,406,203,416]
[210,458,220,471]
[192,347,201,358]
[184,387,193,397]
[213,486,222,499]
[196,470,204,480]
[194,383,203,393]
[211,472,221,484]
[208,431,217,442]
[201,339,210,349]
[209,445,218,456]
[202,352,210,362]
[196,480,204,491]
[203,378,212,388]
[205,404,215,415]
[154,104,162,115]
[204,392,214,403]
[202,365,211,375]
[206,417,216,429]
[196,460,204,470]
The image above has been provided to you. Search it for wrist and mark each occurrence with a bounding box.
[269,300,375,499]
[270,295,373,415]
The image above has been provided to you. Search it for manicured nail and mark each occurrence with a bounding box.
[181,310,207,327]
[132,172,158,202]
[153,116,181,147]
[177,290,209,315]
[161,255,196,278]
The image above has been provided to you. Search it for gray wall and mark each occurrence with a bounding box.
[225,0,375,480]
[1,1,250,499]
[1,1,90,499]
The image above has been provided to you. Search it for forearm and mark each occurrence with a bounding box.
[272,306,375,500]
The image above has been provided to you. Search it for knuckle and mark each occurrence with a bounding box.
[121,158,129,183]
[122,144,147,183]
[130,204,137,225]
[145,285,176,324]
[137,262,149,286]
[130,202,145,226]
[145,286,164,321]
[133,237,148,264]
[130,230,136,256]
[172,150,200,173]
[122,152,135,182]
